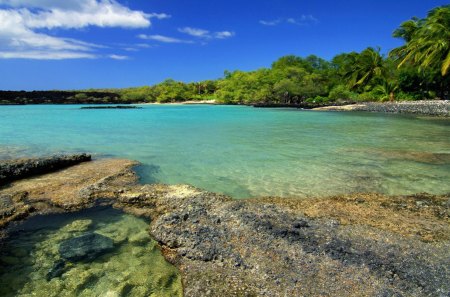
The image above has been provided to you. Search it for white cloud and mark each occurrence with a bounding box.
[259,19,281,26]
[136,43,153,48]
[109,54,128,60]
[177,27,235,41]
[0,50,98,59]
[287,15,318,25]
[286,18,297,24]
[138,34,192,44]
[178,27,209,38]
[15,2,151,29]
[0,0,85,10]
[300,15,318,22]
[0,0,167,59]
[123,47,138,52]
[214,31,235,39]
[147,12,171,20]
[260,15,318,26]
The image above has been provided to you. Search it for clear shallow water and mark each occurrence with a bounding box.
[0,104,449,198]
[0,207,182,297]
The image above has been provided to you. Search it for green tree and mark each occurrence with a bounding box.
[120,86,156,102]
[344,47,387,90]
[392,5,450,76]
[372,80,399,101]
[153,79,192,103]
[272,55,307,70]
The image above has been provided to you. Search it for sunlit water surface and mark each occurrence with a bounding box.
[1,104,449,198]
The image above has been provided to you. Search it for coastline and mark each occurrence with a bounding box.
[2,99,449,117]
[313,100,450,117]
[1,155,449,296]
[139,99,217,105]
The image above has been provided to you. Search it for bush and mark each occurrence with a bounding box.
[395,92,423,101]
[305,96,330,104]
[328,85,357,100]
[356,90,389,102]
[74,93,88,100]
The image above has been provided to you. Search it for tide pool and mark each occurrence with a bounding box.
[0,104,449,198]
[0,207,182,297]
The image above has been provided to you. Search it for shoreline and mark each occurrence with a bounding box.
[138,99,217,105]
[1,155,449,296]
[2,99,449,117]
[313,100,450,117]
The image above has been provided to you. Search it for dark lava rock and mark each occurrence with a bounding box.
[145,188,450,297]
[46,259,66,281]
[0,196,14,219]
[80,106,142,109]
[0,154,91,184]
[59,232,114,262]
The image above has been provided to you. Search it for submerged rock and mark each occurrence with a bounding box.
[59,233,114,262]
[1,208,183,297]
[60,219,93,233]
[46,259,66,281]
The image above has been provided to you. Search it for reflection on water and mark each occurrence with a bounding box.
[0,105,449,198]
[0,207,182,297]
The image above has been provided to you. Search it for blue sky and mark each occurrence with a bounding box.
[0,0,447,90]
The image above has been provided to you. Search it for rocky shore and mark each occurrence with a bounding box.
[0,154,91,184]
[0,157,138,236]
[314,100,450,117]
[1,156,449,296]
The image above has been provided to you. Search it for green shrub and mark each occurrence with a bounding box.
[356,92,378,102]
[74,93,88,100]
[328,85,357,100]
[305,96,330,104]
[395,92,423,101]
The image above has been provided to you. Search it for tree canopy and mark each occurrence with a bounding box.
[116,5,449,105]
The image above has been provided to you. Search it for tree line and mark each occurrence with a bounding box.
[1,5,448,106]
[118,5,449,105]
[0,90,122,105]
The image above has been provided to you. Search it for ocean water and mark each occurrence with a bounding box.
[0,104,449,198]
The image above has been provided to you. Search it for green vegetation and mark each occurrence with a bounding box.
[1,5,448,106]
[117,5,449,105]
[0,90,121,105]
[118,79,217,103]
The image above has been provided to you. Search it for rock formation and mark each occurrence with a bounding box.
[0,156,449,296]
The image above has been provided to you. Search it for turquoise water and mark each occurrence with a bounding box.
[0,104,449,198]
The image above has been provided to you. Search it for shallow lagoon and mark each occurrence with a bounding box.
[0,104,449,198]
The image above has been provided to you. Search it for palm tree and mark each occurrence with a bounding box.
[392,17,422,43]
[345,47,387,90]
[373,80,399,102]
[391,5,450,76]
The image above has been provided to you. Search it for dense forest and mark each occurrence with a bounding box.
[1,5,449,105]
